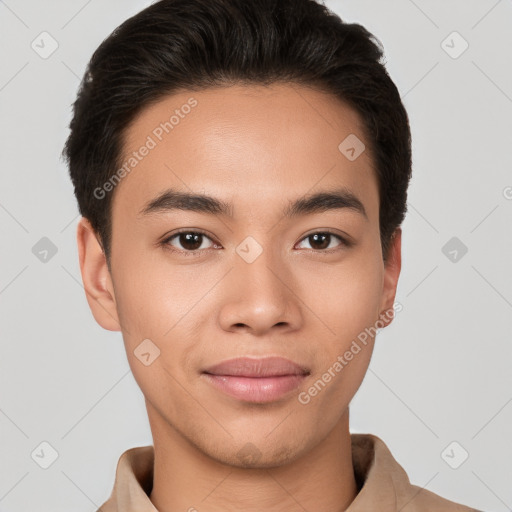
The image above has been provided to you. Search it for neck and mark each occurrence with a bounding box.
[148,403,358,512]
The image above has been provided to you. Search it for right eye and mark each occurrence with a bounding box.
[160,230,221,255]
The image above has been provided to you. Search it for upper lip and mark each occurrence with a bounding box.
[203,356,310,378]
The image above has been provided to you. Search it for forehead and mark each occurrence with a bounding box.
[113,83,378,220]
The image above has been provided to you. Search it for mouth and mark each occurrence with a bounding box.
[201,356,310,403]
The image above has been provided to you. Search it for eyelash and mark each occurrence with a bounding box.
[160,229,351,257]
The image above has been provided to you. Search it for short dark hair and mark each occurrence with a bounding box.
[62,0,412,267]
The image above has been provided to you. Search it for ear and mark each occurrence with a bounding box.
[76,217,121,332]
[378,228,402,328]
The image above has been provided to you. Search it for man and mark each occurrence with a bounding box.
[62,0,481,510]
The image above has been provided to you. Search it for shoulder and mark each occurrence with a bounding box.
[397,482,483,512]
[351,433,482,512]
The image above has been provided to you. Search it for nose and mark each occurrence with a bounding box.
[217,246,302,336]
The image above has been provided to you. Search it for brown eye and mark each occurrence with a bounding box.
[177,232,204,251]
[296,232,347,252]
[163,231,216,252]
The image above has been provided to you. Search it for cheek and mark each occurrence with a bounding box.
[302,251,383,405]
[111,247,185,339]
[299,268,382,413]
[111,253,202,385]
[309,254,383,340]
[300,343,373,425]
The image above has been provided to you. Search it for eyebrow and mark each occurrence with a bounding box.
[138,187,367,220]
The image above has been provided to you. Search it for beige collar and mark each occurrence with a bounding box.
[99,433,478,512]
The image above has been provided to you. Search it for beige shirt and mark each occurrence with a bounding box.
[97,433,481,511]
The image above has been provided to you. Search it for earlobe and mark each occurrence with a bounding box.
[76,217,121,332]
[379,228,402,328]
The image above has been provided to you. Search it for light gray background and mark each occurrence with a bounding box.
[1,0,511,511]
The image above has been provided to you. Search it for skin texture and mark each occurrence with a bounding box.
[77,83,402,512]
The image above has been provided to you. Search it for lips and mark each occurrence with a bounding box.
[202,356,310,378]
[201,356,310,403]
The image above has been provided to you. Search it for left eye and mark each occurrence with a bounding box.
[161,230,347,253]
[296,232,346,251]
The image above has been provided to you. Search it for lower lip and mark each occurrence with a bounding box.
[202,373,307,403]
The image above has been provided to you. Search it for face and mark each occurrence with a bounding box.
[78,83,401,468]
